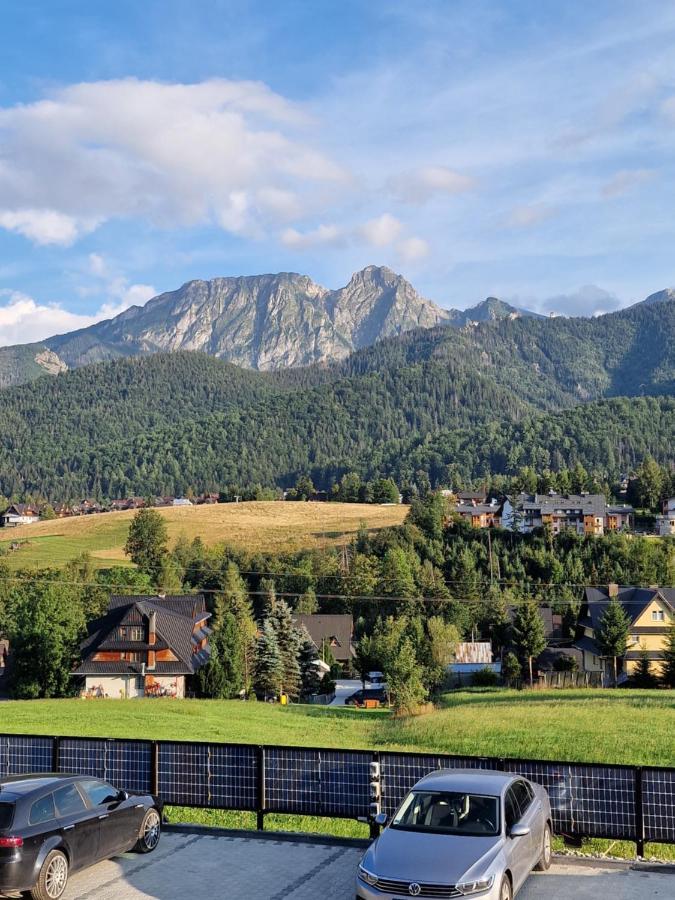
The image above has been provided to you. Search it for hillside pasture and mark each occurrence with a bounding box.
[0,501,407,569]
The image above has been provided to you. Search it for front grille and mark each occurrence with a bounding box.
[373,878,461,897]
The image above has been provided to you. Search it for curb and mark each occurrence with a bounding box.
[163,823,370,850]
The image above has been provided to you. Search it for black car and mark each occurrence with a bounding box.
[0,774,162,899]
[344,687,388,707]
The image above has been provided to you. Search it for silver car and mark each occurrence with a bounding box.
[356,770,552,900]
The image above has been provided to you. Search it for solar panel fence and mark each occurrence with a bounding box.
[0,733,672,853]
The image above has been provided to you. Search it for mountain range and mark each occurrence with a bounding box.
[0,266,541,387]
[0,273,672,499]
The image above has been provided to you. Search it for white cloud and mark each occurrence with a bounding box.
[0,279,157,348]
[506,204,556,228]
[0,209,95,246]
[0,78,348,246]
[388,165,475,203]
[521,285,622,317]
[358,213,403,247]
[397,237,430,261]
[280,224,345,249]
[601,169,655,198]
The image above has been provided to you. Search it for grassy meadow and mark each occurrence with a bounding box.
[1,689,673,766]
[0,500,407,569]
[2,689,673,859]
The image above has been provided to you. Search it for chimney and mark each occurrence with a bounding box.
[148,612,157,670]
[608,583,619,598]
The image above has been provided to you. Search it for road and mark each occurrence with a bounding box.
[2,830,671,900]
[331,678,362,705]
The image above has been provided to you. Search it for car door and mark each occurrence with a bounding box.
[503,786,531,892]
[77,779,141,859]
[54,782,100,870]
[512,780,541,867]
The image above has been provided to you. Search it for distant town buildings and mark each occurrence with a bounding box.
[500,493,634,535]
[0,503,41,527]
[656,498,675,536]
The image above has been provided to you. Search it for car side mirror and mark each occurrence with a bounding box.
[509,823,530,838]
[117,790,129,802]
[374,812,388,827]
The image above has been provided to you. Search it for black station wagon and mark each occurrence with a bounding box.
[0,773,162,899]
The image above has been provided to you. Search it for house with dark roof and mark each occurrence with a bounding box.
[501,493,634,536]
[74,595,211,699]
[575,584,675,680]
[292,614,354,664]
[0,503,40,527]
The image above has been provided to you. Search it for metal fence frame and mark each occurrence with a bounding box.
[1,733,673,855]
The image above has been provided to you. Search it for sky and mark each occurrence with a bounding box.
[2,0,675,346]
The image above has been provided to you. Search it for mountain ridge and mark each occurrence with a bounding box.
[0,265,541,387]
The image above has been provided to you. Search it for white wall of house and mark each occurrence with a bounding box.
[148,676,184,698]
[1,514,40,527]
[656,514,675,536]
[84,675,143,698]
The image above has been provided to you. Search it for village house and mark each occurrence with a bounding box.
[0,503,41,527]
[574,584,675,681]
[74,594,211,699]
[656,498,675,536]
[501,493,634,536]
[292,614,354,666]
[451,496,503,528]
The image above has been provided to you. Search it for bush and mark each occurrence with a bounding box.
[472,667,499,687]
[553,655,579,672]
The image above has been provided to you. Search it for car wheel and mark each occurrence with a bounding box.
[135,807,161,852]
[499,875,512,900]
[535,823,553,871]
[30,849,69,900]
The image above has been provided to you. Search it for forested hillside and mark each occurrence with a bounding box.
[0,314,672,500]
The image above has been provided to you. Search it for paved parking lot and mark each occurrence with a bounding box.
[2,831,672,899]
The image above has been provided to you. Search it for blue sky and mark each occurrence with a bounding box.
[2,0,675,344]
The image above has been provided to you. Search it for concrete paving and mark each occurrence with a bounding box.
[2,831,672,899]
[331,679,362,706]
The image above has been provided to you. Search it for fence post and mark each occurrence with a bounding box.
[256,746,266,831]
[634,766,645,858]
[52,737,60,773]
[150,742,159,796]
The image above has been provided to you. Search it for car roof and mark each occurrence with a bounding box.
[413,769,518,794]
[0,774,81,798]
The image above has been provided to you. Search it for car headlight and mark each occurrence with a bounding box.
[358,864,379,886]
[457,876,494,895]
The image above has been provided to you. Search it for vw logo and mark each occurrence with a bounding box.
[408,885,421,897]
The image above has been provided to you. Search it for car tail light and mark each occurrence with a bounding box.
[0,836,23,848]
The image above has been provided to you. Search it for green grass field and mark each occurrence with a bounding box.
[2,689,673,859]
[1,689,673,765]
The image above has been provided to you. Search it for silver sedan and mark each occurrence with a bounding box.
[356,770,552,900]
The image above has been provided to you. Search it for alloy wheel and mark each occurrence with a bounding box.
[143,810,161,849]
[45,855,68,899]
[543,827,552,865]
[500,878,512,900]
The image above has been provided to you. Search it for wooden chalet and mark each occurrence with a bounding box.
[74,594,211,699]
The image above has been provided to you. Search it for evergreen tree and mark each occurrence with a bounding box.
[194,641,227,698]
[298,628,322,697]
[388,638,427,713]
[633,645,657,689]
[512,600,547,686]
[296,588,318,614]
[253,620,283,699]
[597,598,630,686]
[502,651,522,688]
[259,577,277,619]
[268,599,302,698]
[660,625,675,688]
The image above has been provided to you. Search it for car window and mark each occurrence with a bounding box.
[504,787,519,830]
[78,780,119,807]
[29,793,56,825]
[54,783,87,817]
[512,781,533,817]
[392,791,499,836]
[0,802,15,829]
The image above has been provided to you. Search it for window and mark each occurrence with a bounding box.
[54,783,87,817]
[511,781,533,817]
[652,610,665,622]
[125,651,144,663]
[392,791,499,837]
[30,794,56,825]
[78,780,119,808]
[504,788,520,831]
[129,626,144,641]
[0,802,15,830]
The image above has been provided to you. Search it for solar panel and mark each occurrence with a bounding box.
[380,753,494,817]
[643,768,675,843]
[0,735,53,776]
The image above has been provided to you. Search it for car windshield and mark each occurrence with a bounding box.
[392,790,500,836]
[0,802,14,830]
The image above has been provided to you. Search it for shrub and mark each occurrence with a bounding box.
[472,667,499,687]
